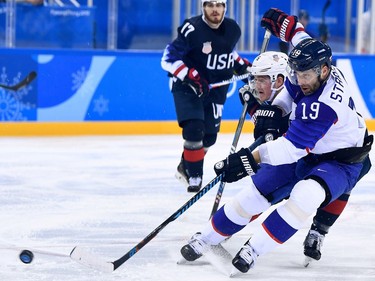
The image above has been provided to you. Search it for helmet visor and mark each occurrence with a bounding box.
[286,65,321,85]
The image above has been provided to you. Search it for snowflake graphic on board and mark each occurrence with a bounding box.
[93,95,109,116]
[71,66,88,92]
[0,68,35,121]
[71,66,97,98]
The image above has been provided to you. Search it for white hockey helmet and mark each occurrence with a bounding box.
[251,51,288,83]
[201,0,227,15]
[201,0,227,6]
[250,51,288,96]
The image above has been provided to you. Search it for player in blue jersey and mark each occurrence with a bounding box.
[161,0,251,193]
[240,50,372,266]
[179,8,373,273]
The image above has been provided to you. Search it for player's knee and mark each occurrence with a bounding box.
[225,178,271,225]
[203,133,217,148]
[279,179,326,229]
[182,119,205,142]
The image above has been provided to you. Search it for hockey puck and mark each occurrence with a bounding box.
[19,250,34,264]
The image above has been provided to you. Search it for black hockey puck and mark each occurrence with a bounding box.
[19,250,34,264]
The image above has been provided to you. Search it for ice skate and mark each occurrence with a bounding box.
[180,232,209,262]
[303,229,325,267]
[231,240,257,275]
[175,158,189,188]
[187,176,202,193]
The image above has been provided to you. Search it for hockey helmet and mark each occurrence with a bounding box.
[251,51,288,83]
[249,51,288,95]
[201,0,227,15]
[201,0,227,6]
[287,38,332,85]
[288,38,332,72]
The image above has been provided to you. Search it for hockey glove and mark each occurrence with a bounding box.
[239,84,260,116]
[253,105,283,140]
[183,68,209,98]
[261,8,304,42]
[234,57,252,76]
[214,148,258,183]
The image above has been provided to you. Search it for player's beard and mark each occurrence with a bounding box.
[299,80,321,95]
[203,10,224,28]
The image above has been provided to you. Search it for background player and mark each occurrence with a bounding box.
[161,0,251,192]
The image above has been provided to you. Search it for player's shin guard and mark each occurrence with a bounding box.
[183,141,205,192]
[250,179,326,256]
[183,143,205,177]
[199,181,271,246]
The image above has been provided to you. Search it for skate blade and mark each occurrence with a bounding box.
[175,171,189,188]
[229,266,241,277]
[176,257,210,266]
[177,257,188,265]
[303,256,313,267]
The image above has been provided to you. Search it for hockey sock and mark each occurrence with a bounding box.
[183,146,204,177]
[311,193,350,235]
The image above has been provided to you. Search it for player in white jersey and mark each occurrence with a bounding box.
[238,51,290,141]
[178,8,373,274]
[242,51,372,266]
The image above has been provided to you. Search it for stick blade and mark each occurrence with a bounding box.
[70,246,114,273]
[27,71,37,83]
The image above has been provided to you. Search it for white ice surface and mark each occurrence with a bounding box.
[0,133,374,280]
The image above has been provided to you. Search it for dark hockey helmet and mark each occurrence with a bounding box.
[288,38,332,72]
[287,38,332,85]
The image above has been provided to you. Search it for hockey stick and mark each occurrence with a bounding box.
[0,71,37,91]
[319,0,331,42]
[208,135,265,219]
[70,173,224,272]
[209,73,251,89]
[208,29,271,219]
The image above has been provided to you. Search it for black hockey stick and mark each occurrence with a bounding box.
[70,173,224,272]
[208,135,265,219]
[319,0,331,42]
[208,29,271,219]
[0,71,37,91]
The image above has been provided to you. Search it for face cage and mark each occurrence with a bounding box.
[248,75,283,102]
[286,64,322,85]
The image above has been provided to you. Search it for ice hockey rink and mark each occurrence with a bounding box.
[0,133,374,281]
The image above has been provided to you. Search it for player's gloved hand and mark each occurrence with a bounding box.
[253,104,283,140]
[214,148,258,183]
[235,57,252,76]
[183,68,209,97]
[261,8,304,42]
[239,84,260,116]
